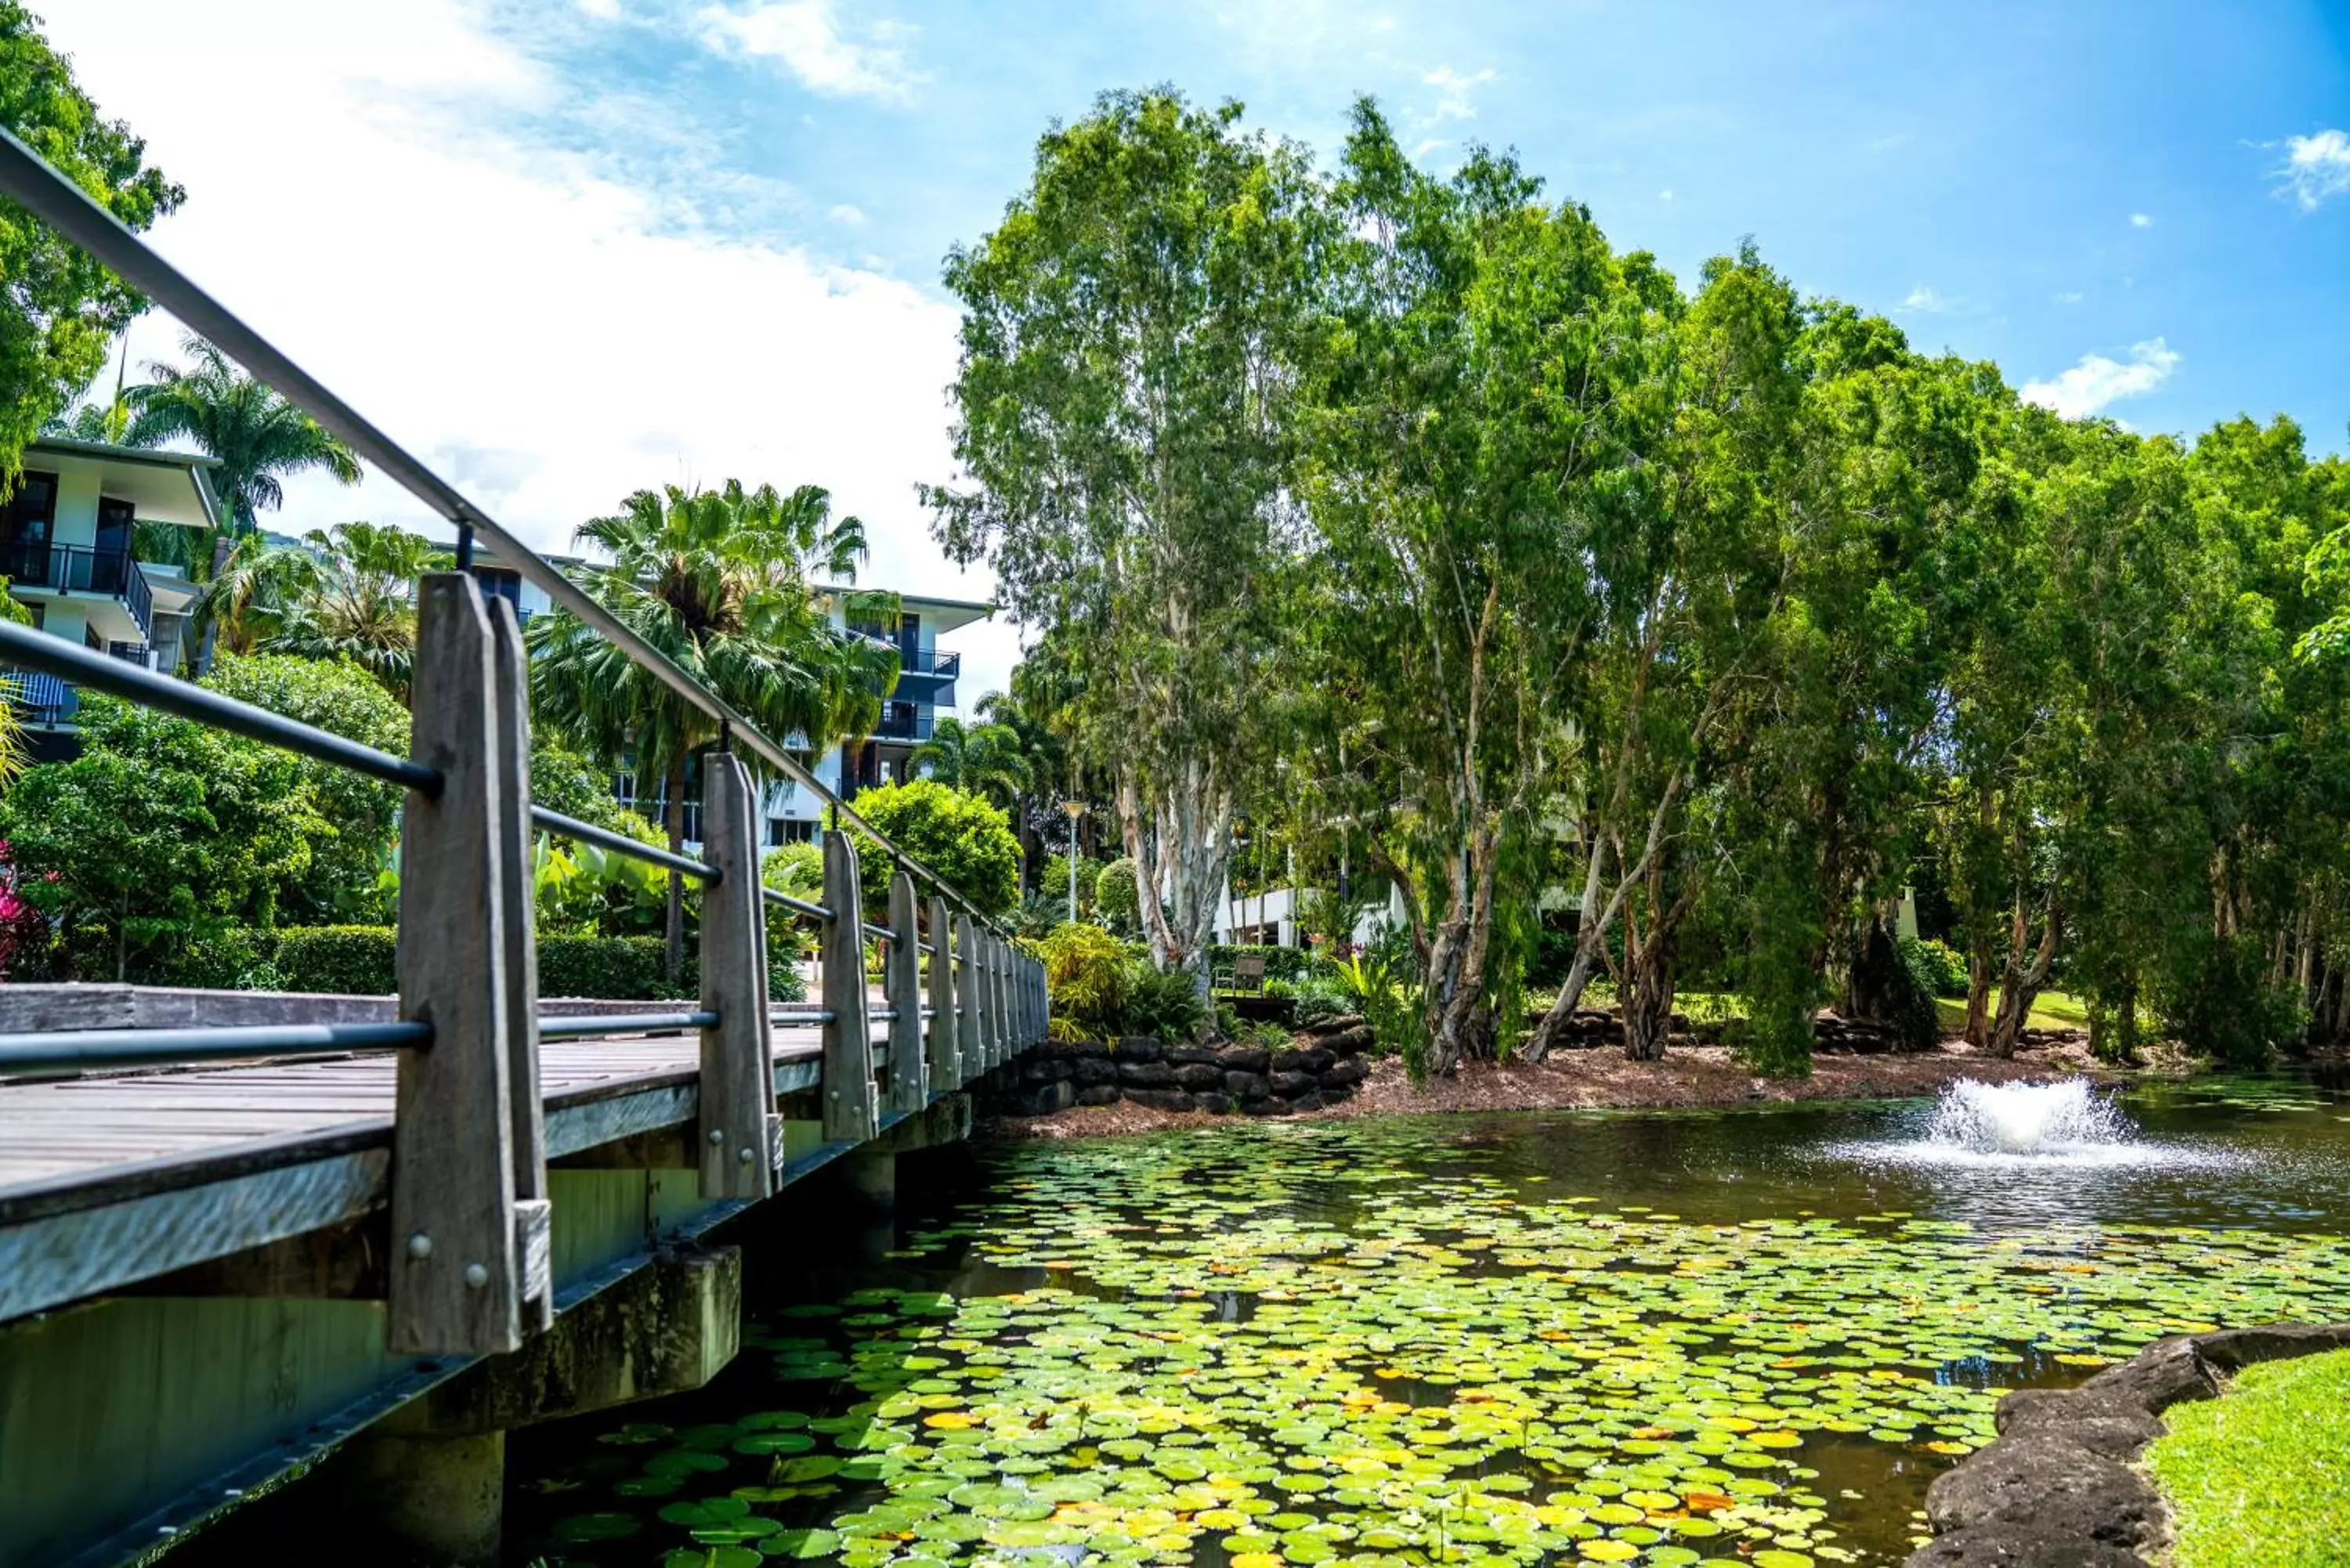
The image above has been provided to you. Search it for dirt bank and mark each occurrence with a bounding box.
[982,1035,2119,1140]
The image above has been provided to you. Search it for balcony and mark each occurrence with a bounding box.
[873,703,934,742]
[1,667,73,725]
[0,541,154,637]
[901,647,959,680]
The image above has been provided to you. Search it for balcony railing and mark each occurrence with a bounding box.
[0,667,72,724]
[873,703,934,742]
[0,541,153,635]
[900,647,959,680]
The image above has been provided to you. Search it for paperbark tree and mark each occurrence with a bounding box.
[926,90,1323,985]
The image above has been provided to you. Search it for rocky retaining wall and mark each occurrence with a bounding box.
[1908,1321,2350,1566]
[982,1014,1376,1118]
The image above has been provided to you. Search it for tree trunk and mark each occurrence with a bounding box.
[192,529,234,678]
[1622,929,1676,1062]
[663,753,689,987]
[1985,902,2059,1058]
[1844,909,1906,1022]
[1963,947,1992,1047]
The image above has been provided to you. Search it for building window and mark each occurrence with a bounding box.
[1,471,57,548]
[768,817,815,846]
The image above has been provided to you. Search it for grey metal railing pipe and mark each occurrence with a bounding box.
[530,807,719,883]
[0,621,440,793]
[537,1011,718,1040]
[0,1021,432,1075]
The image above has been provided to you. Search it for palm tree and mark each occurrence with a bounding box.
[187,522,448,700]
[122,334,364,671]
[911,713,1034,806]
[125,335,363,531]
[263,523,450,701]
[530,480,900,981]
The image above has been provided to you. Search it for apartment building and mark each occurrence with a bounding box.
[0,436,219,757]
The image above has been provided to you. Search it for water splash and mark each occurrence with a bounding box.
[1926,1078,2135,1155]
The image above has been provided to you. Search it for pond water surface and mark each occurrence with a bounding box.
[506,1073,2350,1568]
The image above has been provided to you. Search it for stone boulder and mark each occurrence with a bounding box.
[1117,1060,1176,1088]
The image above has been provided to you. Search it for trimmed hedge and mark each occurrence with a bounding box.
[274,925,397,994]
[254,923,805,1003]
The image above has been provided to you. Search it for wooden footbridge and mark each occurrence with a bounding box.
[0,128,1047,1567]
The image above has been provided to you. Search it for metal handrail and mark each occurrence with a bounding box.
[761,887,833,923]
[0,125,1014,941]
[537,1011,718,1040]
[530,807,718,883]
[0,620,441,793]
[0,1021,432,1075]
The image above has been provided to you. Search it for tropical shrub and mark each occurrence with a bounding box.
[2156,934,2305,1068]
[1267,971,1351,1025]
[1899,936,1970,999]
[846,779,1021,916]
[204,655,407,921]
[763,841,825,900]
[539,934,681,999]
[1094,856,1140,933]
[1121,964,1206,1040]
[1035,921,1131,1040]
[1336,948,1426,1080]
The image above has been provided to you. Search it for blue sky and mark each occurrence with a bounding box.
[479,0,2349,443]
[41,0,2350,699]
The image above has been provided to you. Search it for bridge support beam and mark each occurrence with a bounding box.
[333,1246,740,1561]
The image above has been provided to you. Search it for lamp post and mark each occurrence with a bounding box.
[1063,799,1086,923]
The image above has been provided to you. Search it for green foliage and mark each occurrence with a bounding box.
[1335,949,1426,1081]
[1265,970,1351,1025]
[122,337,363,533]
[927,89,1324,974]
[1035,921,1131,1041]
[2153,934,2305,1069]
[762,841,825,899]
[1900,937,1970,999]
[539,935,685,1000]
[274,925,397,995]
[1093,856,1140,932]
[1,2,183,479]
[1207,944,1334,985]
[846,779,1021,917]
[204,654,410,919]
[1120,964,1206,1041]
[2144,1349,2350,1568]
[910,716,1034,807]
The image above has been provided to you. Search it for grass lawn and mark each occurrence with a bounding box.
[1931,988,2088,1035]
[2143,1349,2350,1568]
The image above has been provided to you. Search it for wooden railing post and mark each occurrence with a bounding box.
[926,895,958,1087]
[486,598,551,1331]
[699,749,775,1198]
[986,935,1008,1068]
[390,572,523,1357]
[882,870,925,1115]
[1036,955,1051,1042]
[953,913,982,1085]
[820,830,878,1142]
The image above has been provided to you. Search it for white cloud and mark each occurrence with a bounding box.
[38,0,1018,700]
[2276,128,2350,211]
[828,202,868,226]
[1899,284,1949,314]
[2020,338,2180,419]
[695,0,922,101]
[1657,188,1674,203]
[2054,291,2085,305]
[2129,211,2153,228]
[575,0,622,17]
[1423,66,1497,121]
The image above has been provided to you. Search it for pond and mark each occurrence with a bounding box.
[506,1072,2350,1568]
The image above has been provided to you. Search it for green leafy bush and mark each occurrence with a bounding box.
[1121,964,1205,1040]
[1035,921,1131,1040]
[539,934,683,999]
[275,925,398,994]
[2157,934,2304,1068]
[1267,971,1351,1025]
[1094,857,1140,933]
[1899,936,1970,999]
[846,779,1021,916]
